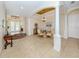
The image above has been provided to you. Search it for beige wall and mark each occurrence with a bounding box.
[25,10,55,36]
[29,10,55,35]
[37,10,55,31]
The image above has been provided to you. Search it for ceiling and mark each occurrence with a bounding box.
[4,1,56,18]
[61,1,79,9]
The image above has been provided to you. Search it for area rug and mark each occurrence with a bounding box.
[12,33,26,40]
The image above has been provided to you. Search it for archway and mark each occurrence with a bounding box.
[68,8,79,38]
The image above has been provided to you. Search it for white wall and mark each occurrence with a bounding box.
[68,9,79,38]
[0,2,5,53]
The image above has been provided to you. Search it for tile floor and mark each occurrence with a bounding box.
[0,35,79,58]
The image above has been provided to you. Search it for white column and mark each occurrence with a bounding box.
[54,2,61,52]
[27,18,31,36]
[27,18,33,36]
[64,14,68,39]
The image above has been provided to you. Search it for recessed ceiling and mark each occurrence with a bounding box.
[37,7,55,15]
[36,7,55,15]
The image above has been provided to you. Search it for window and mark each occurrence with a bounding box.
[10,21,20,33]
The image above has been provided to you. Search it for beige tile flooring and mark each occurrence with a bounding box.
[0,35,79,58]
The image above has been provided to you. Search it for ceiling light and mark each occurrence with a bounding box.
[42,17,46,22]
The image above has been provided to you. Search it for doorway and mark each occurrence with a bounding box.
[68,8,79,38]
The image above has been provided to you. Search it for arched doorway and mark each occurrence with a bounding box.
[68,8,79,38]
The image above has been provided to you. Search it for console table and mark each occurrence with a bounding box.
[4,35,13,49]
[4,33,26,49]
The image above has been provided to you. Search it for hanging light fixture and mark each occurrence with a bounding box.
[42,17,46,22]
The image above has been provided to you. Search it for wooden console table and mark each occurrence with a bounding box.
[3,33,26,49]
[4,35,13,49]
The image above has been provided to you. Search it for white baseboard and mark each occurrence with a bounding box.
[61,35,68,39]
[68,37,79,39]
